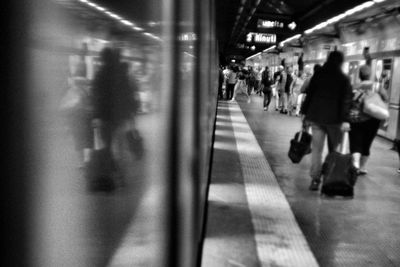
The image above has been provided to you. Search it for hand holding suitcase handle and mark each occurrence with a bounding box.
[339,132,350,155]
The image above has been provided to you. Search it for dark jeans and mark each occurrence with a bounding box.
[263,90,272,108]
[226,83,235,100]
[349,118,380,156]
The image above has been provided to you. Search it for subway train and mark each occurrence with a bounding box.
[5,0,217,266]
[4,0,400,267]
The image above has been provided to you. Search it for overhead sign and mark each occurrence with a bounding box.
[257,19,297,31]
[258,20,284,29]
[246,32,276,44]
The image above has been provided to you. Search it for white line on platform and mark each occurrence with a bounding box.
[228,102,319,267]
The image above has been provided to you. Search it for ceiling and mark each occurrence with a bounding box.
[56,0,400,62]
[215,0,369,61]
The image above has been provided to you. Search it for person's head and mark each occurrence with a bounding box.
[313,64,322,74]
[325,51,345,69]
[287,66,293,74]
[100,47,114,66]
[359,65,371,81]
[278,65,284,71]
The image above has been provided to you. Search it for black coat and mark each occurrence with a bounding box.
[301,65,352,125]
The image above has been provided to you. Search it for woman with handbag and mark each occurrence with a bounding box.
[348,65,389,175]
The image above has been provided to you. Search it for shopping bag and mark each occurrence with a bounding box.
[288,126,312,163]
[363,92,389,120]
[320,132,358,197]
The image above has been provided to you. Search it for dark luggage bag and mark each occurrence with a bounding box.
[126,128,144,160]
[85,127,116,192]
[288,126,312,163]
[320,133,358,197]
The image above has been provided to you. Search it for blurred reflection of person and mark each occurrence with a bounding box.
[91,48,137,183]
[66,68,93,168]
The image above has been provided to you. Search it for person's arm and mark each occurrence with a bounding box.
[340,77,353,131]
[300,76,316,115]
[300,77,310,94]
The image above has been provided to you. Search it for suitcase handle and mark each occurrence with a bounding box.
[339,132,349,155]
[94,127,106,150]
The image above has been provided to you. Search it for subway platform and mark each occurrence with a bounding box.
[201,94,400,267]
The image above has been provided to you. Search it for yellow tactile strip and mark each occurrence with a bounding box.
[228,101,319,267]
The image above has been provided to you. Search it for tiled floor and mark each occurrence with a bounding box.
[202,94,400,267]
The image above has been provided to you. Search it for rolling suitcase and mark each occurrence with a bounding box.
[288,125,312,163]
[85,126,116,192]
[320,132,358,197]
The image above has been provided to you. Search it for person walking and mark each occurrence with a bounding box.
[348,65,389,175]
[254,66,262,96]
[274,65,285,111]
[261,67,273,111]
[231,67,251,103]
[301,51,353,191]
[226,66,237,100]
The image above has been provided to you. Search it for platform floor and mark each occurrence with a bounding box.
[201,94,400,267]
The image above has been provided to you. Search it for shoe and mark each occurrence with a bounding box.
[309,179,320,191]
[397,168,400,174]
[263,107,267,111]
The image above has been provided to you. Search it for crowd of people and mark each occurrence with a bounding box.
[219,63,317,116]
[219,50,399,190]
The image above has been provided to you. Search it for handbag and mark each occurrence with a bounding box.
[288,124,312,163]
[363,92,389,120]
[348,91,365,123]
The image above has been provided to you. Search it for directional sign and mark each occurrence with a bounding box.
[246,32,277,44]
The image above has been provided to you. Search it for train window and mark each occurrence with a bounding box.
[6,0,217,266]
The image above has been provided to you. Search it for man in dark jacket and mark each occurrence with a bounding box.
[301,51,352,191]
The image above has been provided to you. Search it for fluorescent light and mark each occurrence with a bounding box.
[133,26,144,31]
[304,1,377,35]
[280,34,301,46]
[78,0,157,37]
[120,20,134,26]
[263,45,276,52]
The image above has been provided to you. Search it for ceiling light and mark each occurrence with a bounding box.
[304,1,378,35]
[133,26,144,31]
[120,20,134,26]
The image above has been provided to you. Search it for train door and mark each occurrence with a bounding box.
[372,58,393,134]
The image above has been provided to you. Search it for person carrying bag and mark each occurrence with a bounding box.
[348,65,389,175]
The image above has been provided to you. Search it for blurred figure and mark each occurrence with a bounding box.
[89,47,137,190]
[349,65,389,175]
[261,67,273,111]
[218,66,224,100]
[247,66,256,95]
[301,51,352,191]
[299,64,322,115]
[231,67,251,103]
[282,66,294,114]
[254,66,262,96]
[296,65,312,116]
[62,70,93,168]
[289,68,304,116]
[226,66,237,100]
[273,66,284,111]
